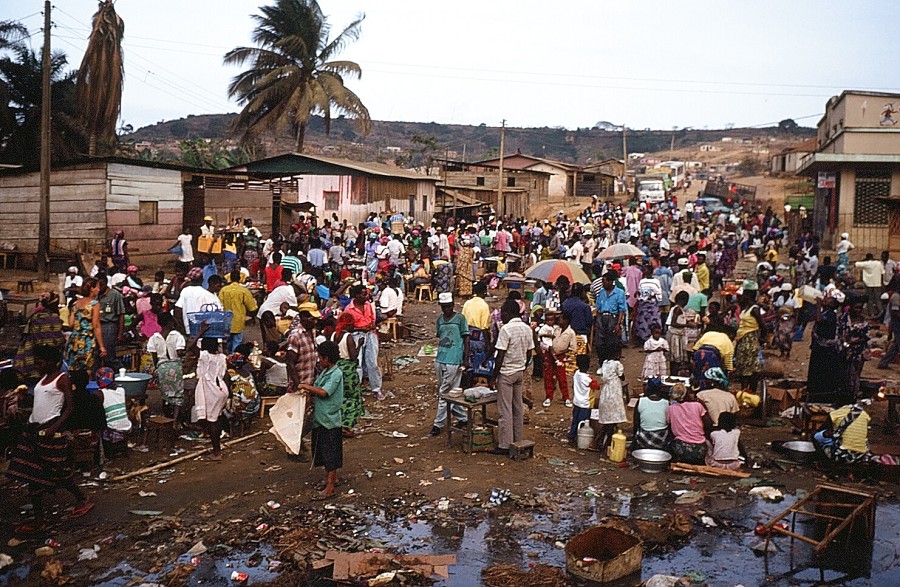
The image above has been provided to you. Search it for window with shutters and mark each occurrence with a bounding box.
[853,171,890,226]
[139,201,158,225]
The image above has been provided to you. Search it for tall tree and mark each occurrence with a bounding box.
[224,0,371,152]
[76,0,124,156]
[0,44,87,165]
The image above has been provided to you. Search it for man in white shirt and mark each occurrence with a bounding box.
[378,275,404,318]
[566,238,584,265]
[64,266,83,302]
[174,268,224,333]
[492,299,535,455]
[258,281,298,318]
[200,216,215,238]
[856,253,885,317]
[386,234,406,267]
[882,250,897,287]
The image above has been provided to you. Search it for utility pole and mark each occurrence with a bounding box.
[622,125,628,197]
[38,0,52,281]
[497,119,505,217]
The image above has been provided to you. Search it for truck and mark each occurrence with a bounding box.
[634,173,669,204]
[703,179,757,206]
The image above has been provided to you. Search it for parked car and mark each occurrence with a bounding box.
[693,197,733,214]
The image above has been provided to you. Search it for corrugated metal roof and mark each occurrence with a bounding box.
[234,152,438,181]
[0,155,246,177]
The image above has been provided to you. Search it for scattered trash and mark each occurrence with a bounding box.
[392,356,420,369]
[482,563,568,587]
[0,553,13,570]
[34,546,55,557]
[128,510,163,516]
[77,545,99,561]
[230,570,249,582]
[489,489,511,505]
[185,541,208,556]
[138,491,157,497]
[390,431,408,438]
[393,457,404,464]
[266,500,281,510]
[751,540,779,554]
[263,465,283,472]
[40,560,66,583]
[644,575,691,587]
[748,486,784,502]
[464,492,479,500]
[368,571,397,586]
[673,490,704,505]
[7,538,23,547]
[316,551,455,581]
[98,472,108,480]
[256,523,270,532]
[700,516,717,528]
[437,497,450,511]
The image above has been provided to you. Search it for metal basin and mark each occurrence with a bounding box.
[773,440,818,464]
[632,449,672,473]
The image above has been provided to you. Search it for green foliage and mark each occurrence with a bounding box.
[169,119,189,139]
[737,156,764,177]
[177,138,252,169]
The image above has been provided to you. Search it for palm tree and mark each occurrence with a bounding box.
[0,44,87,165]
[224,0,371,152]
[75,0,125,156]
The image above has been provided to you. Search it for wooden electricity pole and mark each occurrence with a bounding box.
[497,119,505,217]
[38,0,52,280]
[622,125,628,196]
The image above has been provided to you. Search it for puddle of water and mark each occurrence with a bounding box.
[367,495,900,586]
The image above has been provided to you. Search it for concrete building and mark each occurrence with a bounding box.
[797,91,900,254]
[770,137,816,175]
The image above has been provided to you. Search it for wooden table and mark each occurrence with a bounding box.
[440,393,498,453]
[3,294,39,317]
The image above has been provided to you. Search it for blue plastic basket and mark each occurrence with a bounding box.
[187,304,233,338]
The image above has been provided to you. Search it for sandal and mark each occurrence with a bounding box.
[310,491,336,501]
[207,453,223,462]
[70,502,95,518]
[315,480,345,490]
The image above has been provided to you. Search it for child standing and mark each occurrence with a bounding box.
[594,346,627,449]
[705,412,746,471]
[194,328,228,461]
[568,354,599,444]
[641,323,670,379]
[147,313,186,426]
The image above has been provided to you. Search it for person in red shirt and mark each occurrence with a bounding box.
[265,252,285,292]
[344,284,384,399]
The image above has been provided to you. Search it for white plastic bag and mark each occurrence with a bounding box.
[268,394,306,455]
[102,385,132,432]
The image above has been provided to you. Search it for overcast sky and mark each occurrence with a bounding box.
[5,0,900,132]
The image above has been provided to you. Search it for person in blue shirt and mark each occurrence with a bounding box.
[593,270,627,365]
[307,240,327,269]
[430,292,470,436]
[561,283,593,339]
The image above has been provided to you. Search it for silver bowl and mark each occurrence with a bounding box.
[632,449,672,473]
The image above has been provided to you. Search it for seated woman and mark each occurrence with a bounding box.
[813,403,871,464]
[667,382,712,464]
[632,377,672,452]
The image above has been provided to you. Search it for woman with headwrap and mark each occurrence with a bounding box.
[14,292,65,384]
[808,290,847,403]
[732,280,767,392]
[65,279,106,376]
[110,230,128,274]
[333,312,363,436]
[667,383,710,465]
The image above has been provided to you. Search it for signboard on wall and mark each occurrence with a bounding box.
[818,172,836,189]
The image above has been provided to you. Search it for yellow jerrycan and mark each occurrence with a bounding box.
[607,429,627,463]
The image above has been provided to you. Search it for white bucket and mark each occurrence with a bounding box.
[576,419,593,450]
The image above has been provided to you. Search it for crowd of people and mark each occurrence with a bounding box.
[2,193,897,527]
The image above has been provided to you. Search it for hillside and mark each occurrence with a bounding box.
[124,114,816,166]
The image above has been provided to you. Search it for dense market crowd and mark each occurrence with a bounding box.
[2,192,898,529]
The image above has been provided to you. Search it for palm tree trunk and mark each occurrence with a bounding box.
[88,132,96,156]
[295,123,306,153]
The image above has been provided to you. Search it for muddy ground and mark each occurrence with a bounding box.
[2,286,900,586]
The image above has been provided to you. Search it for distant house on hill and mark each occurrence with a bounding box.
[476,153,578,203]
[770,137,816,175]
[231,153,438,226]
[797,90,900,255]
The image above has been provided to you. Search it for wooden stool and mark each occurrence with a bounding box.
[259,395,280,419]
[510,440,535,461]
[17,279,34,293]
[383,317,399,340]
[414,283,434,302]
[144,415,175,446]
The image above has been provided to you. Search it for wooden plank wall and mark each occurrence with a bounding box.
[202,187,275,238]
[105,163,184,269]
[0,166,107,262]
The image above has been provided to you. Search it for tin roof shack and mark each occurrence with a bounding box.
[797,91,900,255]
[771,138,817,175]
[576,165,619,199]
[0,157,272,270]
[232,153,438,226]
[435,159,549,219]
[476,153,578,204]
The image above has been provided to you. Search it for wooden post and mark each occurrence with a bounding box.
[622,125,628,197]
[497,120,505,217]
[38,0,52,280]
